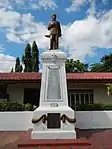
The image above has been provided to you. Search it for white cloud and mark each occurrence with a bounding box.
[0,0,57,11]
[6,31,23,43]
[66,0,87,12]
[66,0,112,13]
[0,0,112,63]
[0,10,48,45]
[0,11,20,28]
[0,9,112,62]
[87,0,96,16]
[30,0,57,10]
[61,10,112,61]
[0,0,12,11]
[1,11,49,48]
[0,54,16,72]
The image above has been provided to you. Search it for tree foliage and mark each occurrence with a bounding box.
[15,57,23,72]
[12,41,112,73]
[90,63,104,72]
[100,53,112,72]
[22,43,32,72]
[90,53,112,72]
[66,59,88,72]
[32,41,39,72]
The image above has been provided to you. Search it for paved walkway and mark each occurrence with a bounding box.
[0,131,25,149]
[77,129,112,149]
[0,129,112,149]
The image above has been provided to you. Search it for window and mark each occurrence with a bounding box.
[76,94,79,105]
[68,89,94,107]
[0,85,7,99]
[85,94,89,104]
[71,94,75,106]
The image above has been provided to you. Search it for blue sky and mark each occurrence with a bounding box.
[0,0,112,72]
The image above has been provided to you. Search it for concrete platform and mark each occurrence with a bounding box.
[18,129,91,149]
[1,129,112,148]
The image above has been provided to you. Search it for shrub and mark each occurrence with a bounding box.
[0,102,35,111]
[102,104,112,110]
[75,104,92,111]
[24,103,33,111]
[0,102,9,111]
[75,103,112,111]
[33,105,37,110]
[1,102,112,111]
[9,102,24,111]
[0,102,24,111]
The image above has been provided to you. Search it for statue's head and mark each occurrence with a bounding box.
[52,13,56,20]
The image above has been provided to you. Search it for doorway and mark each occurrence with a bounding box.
[24,88,40,107]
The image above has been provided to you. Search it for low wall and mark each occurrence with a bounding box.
[0,112,33,131]
[75,111,112,129]
[0,111,112,131]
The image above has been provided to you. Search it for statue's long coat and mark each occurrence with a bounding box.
[48,20,61,37]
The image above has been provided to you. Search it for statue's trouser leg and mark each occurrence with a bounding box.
[50,35,54,50]
[53,35,56,50]
[55,35,58,49]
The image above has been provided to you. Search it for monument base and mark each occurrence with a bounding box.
[31,106,76,139]
[32,130,76,139]
[18,129,91,149]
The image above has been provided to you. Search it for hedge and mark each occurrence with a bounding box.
[0,102,37,111]
[73,103,112,111]
[1,102,112,111]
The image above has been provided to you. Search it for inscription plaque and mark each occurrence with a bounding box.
[47,113,60,129]
[50,103,58,107]
[47,67,61,100]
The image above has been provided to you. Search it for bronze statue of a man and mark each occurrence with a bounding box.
[45,14,61,50]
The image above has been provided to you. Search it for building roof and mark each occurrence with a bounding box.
[0,72,112,81]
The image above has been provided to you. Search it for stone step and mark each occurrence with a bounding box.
[19,146,91,149]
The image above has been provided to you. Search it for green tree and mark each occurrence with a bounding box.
[19,65,23,72]
[15,57,23,72]
[65,59,88,72]
[90,53,112,72]
[32,41,39,72]
[22,43,32,72]
[90,63,104,72]
[100,53,112,72]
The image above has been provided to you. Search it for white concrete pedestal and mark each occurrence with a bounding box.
[31,50,76,139]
